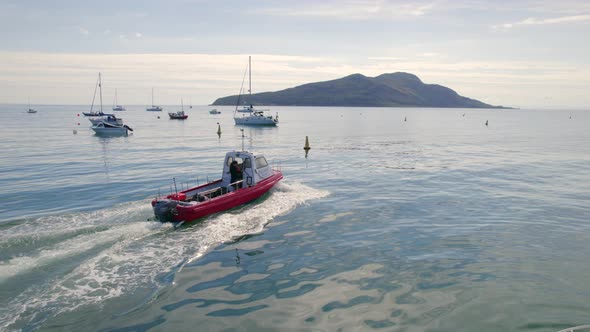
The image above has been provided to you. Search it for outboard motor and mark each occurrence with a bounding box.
[153,199,179,222]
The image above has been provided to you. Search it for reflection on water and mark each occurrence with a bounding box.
[1,106,590,331]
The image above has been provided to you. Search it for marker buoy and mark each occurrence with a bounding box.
[304,136,311,151]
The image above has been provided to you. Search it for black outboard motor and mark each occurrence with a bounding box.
[153,199,178,222]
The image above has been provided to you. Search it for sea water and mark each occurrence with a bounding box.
[0,105,589,331]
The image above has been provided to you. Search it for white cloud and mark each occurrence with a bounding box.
[78,27,89,35]
[493,14,590,29]
[135,32,142,38]
[420,52,438,57]
[255,1,436,20]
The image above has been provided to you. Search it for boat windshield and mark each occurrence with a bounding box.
[255,156,268,168]
[227,156,244,166]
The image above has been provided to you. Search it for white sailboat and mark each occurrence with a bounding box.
[233,56,278,126]
[90,73,133,135]
[146,88,163,111]
[26,99,37,113]
[112,89,126,111]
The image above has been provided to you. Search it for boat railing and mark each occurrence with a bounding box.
[227,179,244,191]
[156,175,216,199]
[272,160,282,172]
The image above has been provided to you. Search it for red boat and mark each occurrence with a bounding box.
[151,150,283,223]
[168,111,188,119]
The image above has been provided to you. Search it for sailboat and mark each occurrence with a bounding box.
[168,98,188,119]
[89,73,133,135]
[82,76,106,116]
[233,56,278,126]
[26,99,37,113]
[112,89,126,111]
[146,88,163,111]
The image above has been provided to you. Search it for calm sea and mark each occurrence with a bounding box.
[0,105,589,332]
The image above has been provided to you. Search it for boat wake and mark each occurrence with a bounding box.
[0,181,328,330]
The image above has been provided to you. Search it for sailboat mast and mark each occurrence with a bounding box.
[249,56,251,98]
[152,88,154,106]
[99,72,103,113]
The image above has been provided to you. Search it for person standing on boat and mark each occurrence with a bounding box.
[230,160,243,190]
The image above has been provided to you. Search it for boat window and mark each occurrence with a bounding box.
[227,156,244,166]
[243,158,251,168]
[255,157,268,168]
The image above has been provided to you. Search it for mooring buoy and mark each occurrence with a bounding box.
[304,136,311,158]
[304,136,311,151]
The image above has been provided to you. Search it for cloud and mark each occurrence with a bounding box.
[255,1,436,20]
[493,14,590,29]
[135,32,142,38]
[78,27,89,35]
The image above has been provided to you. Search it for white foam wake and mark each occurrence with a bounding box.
[0,181,328,331]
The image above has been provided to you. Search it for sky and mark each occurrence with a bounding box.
[1,0,589,108]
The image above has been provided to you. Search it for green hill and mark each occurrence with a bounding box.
[211,72,508,108]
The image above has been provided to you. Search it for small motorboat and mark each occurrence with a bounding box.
[146,105,162,112]
[168,110,188,120]
[88,114,123,126]
[91,121,133,135]
[151,150,283,224]
[209,109,221,114]
[27,108,37,113]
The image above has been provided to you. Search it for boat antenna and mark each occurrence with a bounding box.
[241,128,245,151]
[248,55,251,98]
[98,72,103,114]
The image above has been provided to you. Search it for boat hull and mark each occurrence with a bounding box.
[91,127,129,135]
[152,171,283,223]
[234,116,278,126]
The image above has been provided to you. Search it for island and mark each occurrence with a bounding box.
[211,72,510,108]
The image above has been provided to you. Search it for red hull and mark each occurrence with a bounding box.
[153,171,282,223]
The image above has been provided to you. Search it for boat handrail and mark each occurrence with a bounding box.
[228,179,244,190]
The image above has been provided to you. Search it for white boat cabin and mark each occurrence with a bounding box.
[165,150,274,203]
[221,150,273,189]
